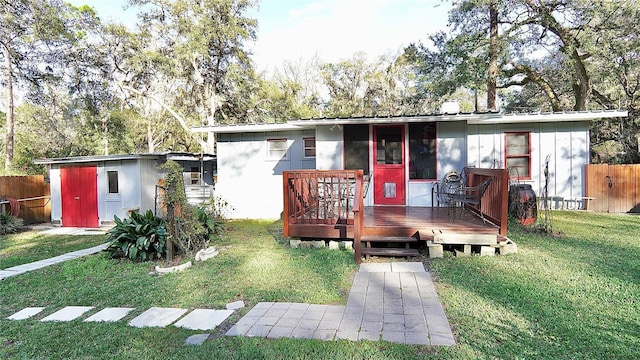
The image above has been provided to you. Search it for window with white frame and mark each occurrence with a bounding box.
[303,137,316,158]
[267,138,288,160]
[505,132,531,179]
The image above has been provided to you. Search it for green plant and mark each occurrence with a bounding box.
[0,213,23,235]
[104,210,167,261]
[197,204,226,239]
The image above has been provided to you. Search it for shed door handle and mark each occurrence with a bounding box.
[75,196,80,200]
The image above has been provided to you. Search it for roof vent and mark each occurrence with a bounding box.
[440,101,460,115]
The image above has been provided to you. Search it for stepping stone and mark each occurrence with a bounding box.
[84,307,135,323]
[41,306,94,322]
[391,262,425,273]
[174,309,234,330]
[359,263,392,272]
[7,307,45,320]
[185,334,210,345]
[226,300,245,311]
[129,307,189,328]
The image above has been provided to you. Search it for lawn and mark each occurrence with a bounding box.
[0,213,639,359]
[0,230,107,269]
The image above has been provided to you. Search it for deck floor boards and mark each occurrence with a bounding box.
[363,206,499,238]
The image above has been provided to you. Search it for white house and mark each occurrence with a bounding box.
[193,110,627,219]
[33,152,216,227]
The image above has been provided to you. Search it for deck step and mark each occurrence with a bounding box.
[361,235,418,243]
[361,248,420,257]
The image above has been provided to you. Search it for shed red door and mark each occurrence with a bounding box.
[373,125,405,205]
[61,166,99,227]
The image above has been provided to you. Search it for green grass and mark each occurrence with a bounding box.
[430,211,640,359]
[1,214,639,359]
[0,231,107,269]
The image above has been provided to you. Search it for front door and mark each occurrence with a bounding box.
[61,166,99,227]
[373,125,405,205]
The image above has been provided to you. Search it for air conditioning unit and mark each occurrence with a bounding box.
[440,101,460,115]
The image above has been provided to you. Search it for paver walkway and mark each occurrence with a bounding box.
[3,233,455,346]
[226,262,455,345]
[0,243,108,280]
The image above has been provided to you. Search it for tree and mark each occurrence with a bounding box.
[122,0,258,153]
[0,0,101,172]
[408,0,640,163]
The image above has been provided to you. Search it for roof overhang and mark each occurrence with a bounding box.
[191,110,628,133]
[192,123,314,134]
[33,152,215,165]
[466,110,628,124]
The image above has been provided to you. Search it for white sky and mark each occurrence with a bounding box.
[68,0,451,73]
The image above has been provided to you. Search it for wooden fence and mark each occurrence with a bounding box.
[585,164,640,213]
[0,176,51,224]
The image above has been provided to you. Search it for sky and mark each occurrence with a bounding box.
[68,0,451,73]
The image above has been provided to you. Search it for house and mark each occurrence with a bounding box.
[33,152,216,227]
[193,110,627,220]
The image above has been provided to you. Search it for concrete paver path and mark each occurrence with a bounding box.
[226,262,455,345]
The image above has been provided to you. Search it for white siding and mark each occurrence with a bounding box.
[316,125,343,170]
[436,121,467,179]
[49,166,62,223]
[469,121,590,201]
[217,130,316,219]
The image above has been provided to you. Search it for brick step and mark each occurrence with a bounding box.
[361,247,420,258]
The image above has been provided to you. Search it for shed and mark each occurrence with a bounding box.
[33,152,216,227]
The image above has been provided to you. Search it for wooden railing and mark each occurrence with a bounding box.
[463,167,509,236]
[283,170,364,239]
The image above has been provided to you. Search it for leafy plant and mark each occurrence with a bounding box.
[104,210,167,261]
[0,213,24,235]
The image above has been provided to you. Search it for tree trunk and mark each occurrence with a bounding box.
[3,45,14,173]
[571,48,590,111]
[487,0,499,111]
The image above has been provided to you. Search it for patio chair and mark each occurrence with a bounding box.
[431,170,463,207]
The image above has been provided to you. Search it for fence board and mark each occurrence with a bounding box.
[585,164,640,213]
[0,176,51,224]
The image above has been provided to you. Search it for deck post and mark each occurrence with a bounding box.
[353,170,364,263]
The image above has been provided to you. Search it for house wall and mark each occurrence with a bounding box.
[316,125,343,170]
[49,166,62,223]
[217,130,316,219]
[405,121,468,207]
[466,121,589,201]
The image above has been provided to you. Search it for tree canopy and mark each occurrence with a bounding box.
[0,0,637,174]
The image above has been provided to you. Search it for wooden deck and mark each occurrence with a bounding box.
[362,206,500,240]
[283,169,509,262]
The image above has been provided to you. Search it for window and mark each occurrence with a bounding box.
[408,123,437,180]
[303,137,316,158]
[267,138,288,160]
[189,166,201,185]
[344,124,369,174]
[505,132,531,179]
[107,171,119,194]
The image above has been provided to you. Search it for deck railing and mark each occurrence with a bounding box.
[283,170,364,236]
[463,167,509,236]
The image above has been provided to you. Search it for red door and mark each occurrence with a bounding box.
[61,166,99,227]
[373,125,405,205]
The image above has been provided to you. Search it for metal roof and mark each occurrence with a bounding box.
[33,152,215,165]
[191,109,628,133]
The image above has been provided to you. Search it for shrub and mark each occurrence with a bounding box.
[104,210,167,261]
[0,213,23,235]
